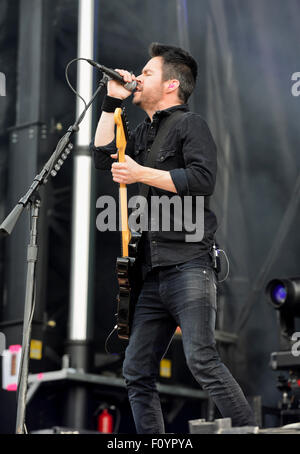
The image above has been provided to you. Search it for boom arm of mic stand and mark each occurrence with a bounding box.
[0,75,109,237]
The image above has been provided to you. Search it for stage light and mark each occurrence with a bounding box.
[266,277,300,316]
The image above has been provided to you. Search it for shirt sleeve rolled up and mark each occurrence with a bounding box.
[169,114,217,197]
[89,139,117,170]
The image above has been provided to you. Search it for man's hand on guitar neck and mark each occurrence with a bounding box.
[111,153,177,193]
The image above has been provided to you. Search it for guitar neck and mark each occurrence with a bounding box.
[114,108,131,258]
[120,184,131,257]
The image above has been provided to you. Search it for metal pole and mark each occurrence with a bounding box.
[64,0,96,429]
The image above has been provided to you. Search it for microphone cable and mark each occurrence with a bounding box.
[65,57,89,109]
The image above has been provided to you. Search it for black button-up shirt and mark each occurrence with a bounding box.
[91,104,218,270]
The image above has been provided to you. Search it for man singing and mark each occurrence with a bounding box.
[90,43,255,433]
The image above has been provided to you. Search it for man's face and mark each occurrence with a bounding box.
[133,56,165,109]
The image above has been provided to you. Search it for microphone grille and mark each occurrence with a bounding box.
[124,80,137,92]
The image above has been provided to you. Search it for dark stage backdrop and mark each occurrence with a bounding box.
[0,0,19,323]
[0,0,299,432]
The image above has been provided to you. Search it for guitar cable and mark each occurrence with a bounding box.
[104,324,118,354]
[216,248,230,283]
[213,240,230,283]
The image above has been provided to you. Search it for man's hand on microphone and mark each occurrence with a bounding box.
[94,69,136,147]
[107,70,136,100]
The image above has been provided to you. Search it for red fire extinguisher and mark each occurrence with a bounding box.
[97,407,113,433]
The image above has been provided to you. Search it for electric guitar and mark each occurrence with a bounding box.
[114,107,142,340]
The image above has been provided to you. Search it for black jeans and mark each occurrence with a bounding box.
[123,258,255,434]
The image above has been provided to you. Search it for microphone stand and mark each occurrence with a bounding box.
[0,74,109,434]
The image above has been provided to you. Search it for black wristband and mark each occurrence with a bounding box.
[101,95,123,113]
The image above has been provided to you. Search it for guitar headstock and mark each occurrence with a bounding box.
[114,107,130,162]
[114,107,123,129]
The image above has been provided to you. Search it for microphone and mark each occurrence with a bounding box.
[86,59,137,92]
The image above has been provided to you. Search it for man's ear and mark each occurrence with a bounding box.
[166,80,180,91]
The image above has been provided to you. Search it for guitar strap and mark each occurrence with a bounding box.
[138,109,185,200]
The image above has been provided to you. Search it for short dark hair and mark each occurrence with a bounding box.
[149,42,198,103]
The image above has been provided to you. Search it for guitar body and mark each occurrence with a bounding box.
[116,232,142,340]
[114,108,142,340]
